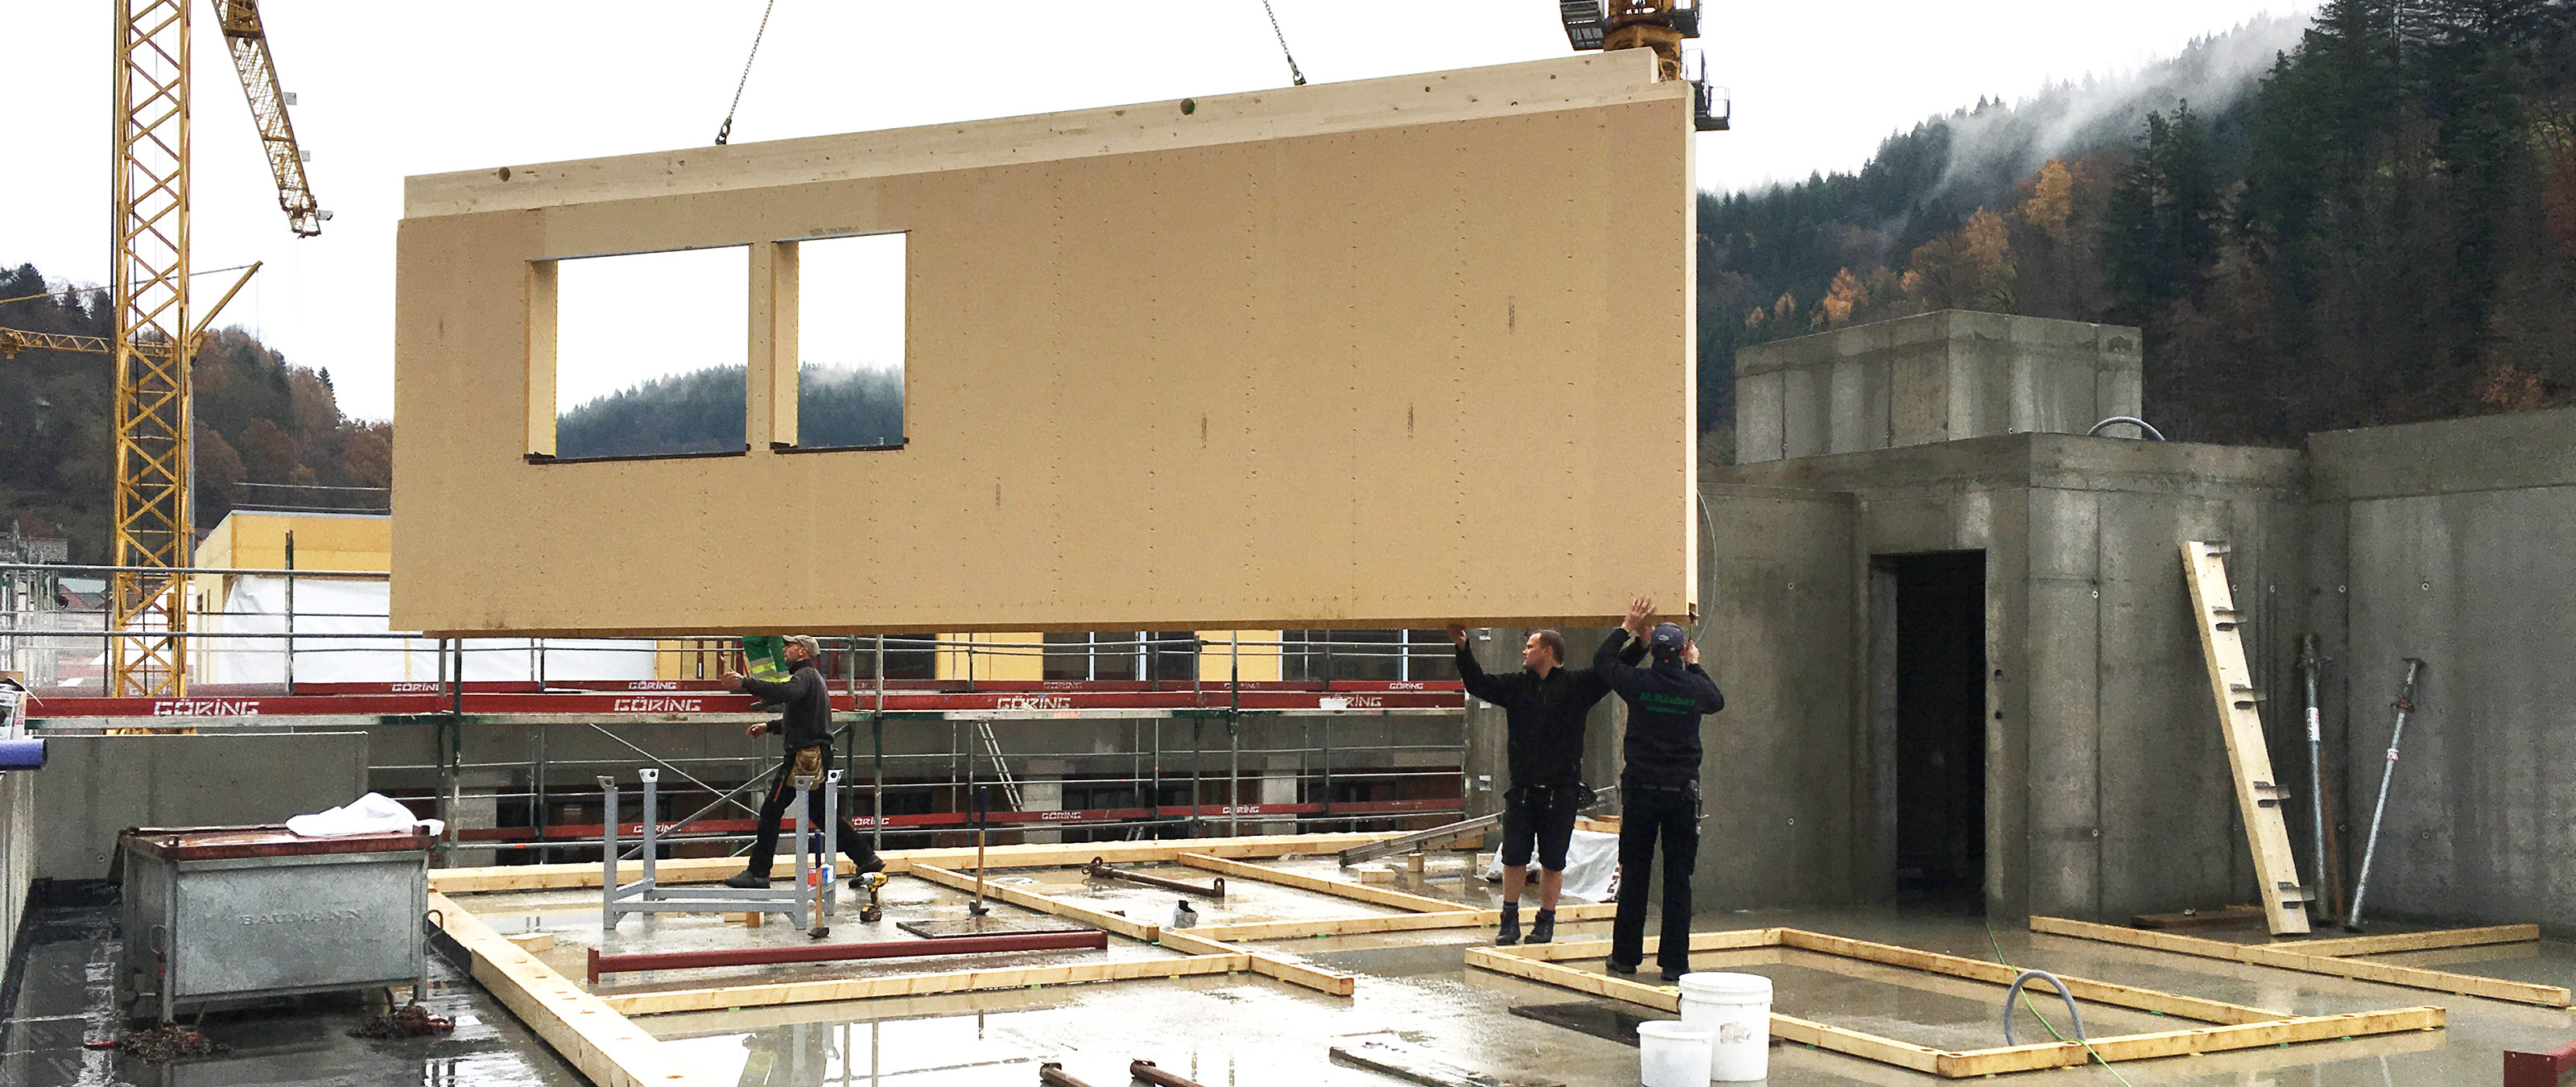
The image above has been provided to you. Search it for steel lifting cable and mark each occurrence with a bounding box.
[1260,0,1307,86]
[714,0,782,146]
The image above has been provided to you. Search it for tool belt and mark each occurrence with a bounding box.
[790,745,826,789]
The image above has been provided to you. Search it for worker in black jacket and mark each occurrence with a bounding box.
[1448,626,1645,945]
[722,635,885,888]
[1594,597,1725,982]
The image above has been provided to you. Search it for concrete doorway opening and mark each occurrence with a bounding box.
[1880,551,1987,908]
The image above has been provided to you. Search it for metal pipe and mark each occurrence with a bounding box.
[1129,1060,1211,1087]
[2084,415,2166,440]
[283,531,295,695]
[1038,1062,1102,1087]
[2301,634,2328,920]
[2000,969,2087,1046]
[584,931,1106,982]
[970,784,990,915]
[2346,657,2425,930]
[1085,858,1224,899]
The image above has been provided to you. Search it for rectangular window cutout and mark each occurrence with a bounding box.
[549,246,749,461]
[791,233,906,450]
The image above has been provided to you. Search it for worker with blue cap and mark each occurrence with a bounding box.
[1591,597,1725,982]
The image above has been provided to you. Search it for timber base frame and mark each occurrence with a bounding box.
[429,833,1550,1087]
[1467,928,2443,1077]
[2030,915,2573,1007]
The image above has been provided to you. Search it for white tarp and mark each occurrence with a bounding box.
[1482,828,1620,902]
[200,576,656,684]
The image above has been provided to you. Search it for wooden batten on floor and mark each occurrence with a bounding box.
[1468,928,2445,1078]
[596,954,1247,1016]
[2029,915,2571,1007]
[431,892,726,1087]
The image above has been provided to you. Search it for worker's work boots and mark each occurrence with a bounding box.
[722,870,771,889]
[1496,911,1522,946]
[1526,910,1555,944]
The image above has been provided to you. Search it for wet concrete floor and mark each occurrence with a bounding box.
[0,881,586,1087]
[456,855,2576,1085]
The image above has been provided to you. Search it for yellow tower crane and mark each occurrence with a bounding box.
[0,0,320,696]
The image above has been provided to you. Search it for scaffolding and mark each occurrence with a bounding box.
[10,561,1478,867]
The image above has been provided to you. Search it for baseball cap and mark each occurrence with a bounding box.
[786,634,822,658]
[1649,622,1687,658]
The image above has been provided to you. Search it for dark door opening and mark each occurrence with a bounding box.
[1884,551,1986,907]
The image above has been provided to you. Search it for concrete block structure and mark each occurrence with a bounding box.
[1659,311,2576,930]
[1734,310,2143,461]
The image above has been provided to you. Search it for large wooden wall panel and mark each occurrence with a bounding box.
[394,55,1697,636]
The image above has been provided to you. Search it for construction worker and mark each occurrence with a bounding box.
[1449,625,1643,945]
[1592,597,1724,982]
[723,634,884,888]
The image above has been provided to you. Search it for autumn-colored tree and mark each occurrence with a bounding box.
[2020,159,2076,242]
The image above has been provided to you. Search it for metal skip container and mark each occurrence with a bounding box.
[118,825,431,1022]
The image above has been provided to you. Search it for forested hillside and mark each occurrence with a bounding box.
[1700,2,2576,447]
[0,264,389,563]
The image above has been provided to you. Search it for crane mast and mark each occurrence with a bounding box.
[109,0,196,696]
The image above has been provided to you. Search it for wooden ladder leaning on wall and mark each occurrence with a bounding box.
[2182,539,2313,936]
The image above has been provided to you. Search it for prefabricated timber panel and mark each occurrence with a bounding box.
[429,892,727,1087]
[2029,915,2572,1006]
[392,52,1699,638]
[1466,928,2445,1077]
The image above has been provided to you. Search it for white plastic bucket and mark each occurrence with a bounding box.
[1636,1021,1715,1087]
[1678,971,1773,1081]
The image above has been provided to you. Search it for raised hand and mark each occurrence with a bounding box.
[1447,625,1468,647]
[1683,641,1700,666]
[1623,597,1654,636]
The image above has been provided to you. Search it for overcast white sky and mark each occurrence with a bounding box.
[2,1,2314,422]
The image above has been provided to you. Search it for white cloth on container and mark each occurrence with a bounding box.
[1480,828,1618,901]
[287,791,446,838]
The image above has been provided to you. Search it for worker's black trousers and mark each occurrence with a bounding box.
[1609,783,1700,972]
[742,742,881,878]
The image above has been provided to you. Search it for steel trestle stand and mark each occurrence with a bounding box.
[601,767,840,936]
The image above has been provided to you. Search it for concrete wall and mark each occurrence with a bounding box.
[1692,483,1859,907]
[1711,433,2306,919]
[32,732,369,879]
[1736,311,2141,463]
[2308,407,2576,929]
[394,54,1699,638]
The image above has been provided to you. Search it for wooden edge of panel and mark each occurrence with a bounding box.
[1173,853,1468,913]
[404,54,1678,217]
[428,834,1393,895]
[429,891,724,1087]
[905,864,1159,944]
[1493,927,1784,963]
[597,954,1246,1016]
[1935,1006,2446,1077]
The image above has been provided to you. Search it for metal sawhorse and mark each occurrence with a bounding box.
[600,767,840,936]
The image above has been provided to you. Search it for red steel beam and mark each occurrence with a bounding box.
[2504,1040,2576,1087]
[585,930,1107,982]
